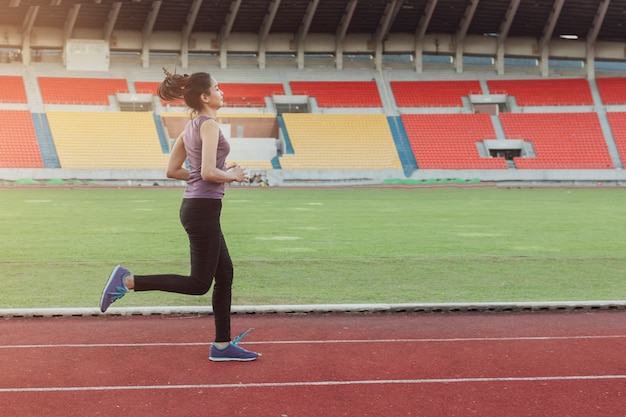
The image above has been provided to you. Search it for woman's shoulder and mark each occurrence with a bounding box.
[188,114,217,129]
[195,114,217,122]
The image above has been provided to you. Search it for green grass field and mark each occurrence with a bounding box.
[1,185,625,309]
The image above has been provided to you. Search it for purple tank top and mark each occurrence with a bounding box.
[182,115,230,199]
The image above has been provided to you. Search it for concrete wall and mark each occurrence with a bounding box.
[3,168,626,187]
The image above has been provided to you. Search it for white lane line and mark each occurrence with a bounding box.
[1,375,625,393]
[0,334,625,349]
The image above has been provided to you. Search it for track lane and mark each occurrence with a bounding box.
[1,311,625,416]
[1,337,625,388]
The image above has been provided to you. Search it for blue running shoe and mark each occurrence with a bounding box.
[100,265,131,313]
[209,329,260,362]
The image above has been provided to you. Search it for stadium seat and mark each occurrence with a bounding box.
[0,75,28,103]
[401,114,507,169]
[135,81,184,107]
[280,114,401,170]
[487,79,593,106]
[499,113,612,169]
[136,82,285,107]
[390,80,482,107]
[220,83,285,107]
[226,160,274,170]
[47,111,169,169]
[289,81,382,107]
[0,110,43,168]
[596,78,626,105]
[38,77,129,105]
[606,112,626,164]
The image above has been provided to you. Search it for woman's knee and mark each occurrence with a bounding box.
[188,278,213,295]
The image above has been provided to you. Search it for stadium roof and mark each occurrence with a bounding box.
[1,0,624,43]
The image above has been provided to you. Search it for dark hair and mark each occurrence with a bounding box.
[157,67,212,112]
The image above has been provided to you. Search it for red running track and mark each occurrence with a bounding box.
[1,310,625,416]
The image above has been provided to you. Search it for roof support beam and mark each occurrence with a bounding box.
[335,0,357,70]
[538,0,564,76]
[585,0,611,79]
[20,5,38,66]
[103,2,122,43]
[180,0,203,68]
[61,3,81,67]
[495,0,521,75]
[141,0,161,68]
[258,0,281,69]
[63,3,81,43]
[295,0,319,69]
[414,0,437,73]
[454,0,479,74]
[373,0,401,71]
[218,0,241,69]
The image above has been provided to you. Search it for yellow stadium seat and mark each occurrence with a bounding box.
[47,111,169,169]
[280,114,402,170]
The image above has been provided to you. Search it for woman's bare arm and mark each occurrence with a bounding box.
[165,132,189,180]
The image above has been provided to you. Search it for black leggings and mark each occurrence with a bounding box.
[134,198,233,343]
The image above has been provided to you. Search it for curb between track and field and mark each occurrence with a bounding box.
[1,301,625,318]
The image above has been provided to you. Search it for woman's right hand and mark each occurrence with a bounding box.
[228,164,248,183]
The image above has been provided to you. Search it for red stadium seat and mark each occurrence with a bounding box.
[402,113,507,169]
[391,80,482,107]
[0,110,43,168]
[289,81,382,107]
[0,75,28,103]
[606,113,626,165]
[487,79,593,106]
[596,78,626,105]
[135,82,285,107]
[38,77,128,105]
[499,113,612,169]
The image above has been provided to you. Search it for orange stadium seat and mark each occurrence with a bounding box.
[390,80,482,107]
[401,113,506,169]
[0,110,43,168]
[289,81,382,107]
[135,82,284,107]
[606,113,626,163]
[499,113,612,169]
[221,83,285,107]
[596,78,626,105]
[38,77,128,105]
[0,75,28,103]
[135,81,184,106]
[487,79,593,106]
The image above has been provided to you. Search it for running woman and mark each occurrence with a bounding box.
[100,69,260,362]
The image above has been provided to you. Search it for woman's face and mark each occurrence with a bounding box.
[205,76,224,108]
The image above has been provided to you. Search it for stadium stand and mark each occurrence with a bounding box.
[486,79,593,106]
[0,75,28,103]
[390,80,482,107]
[220,83,285,107]
[499,113,613,169]
[0,110,43,168]
[606,113,626,163]
[135,81,184,107]
[0,70,619,174]
[153,112,278,171]
[596,78,626,105]
[279,114,401,170]
[289,81,382,107]
[225,160,274,170]
[401,114,507,169]
[135,82,285,107]
[46,111,169,169]
[38,77,129,105]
